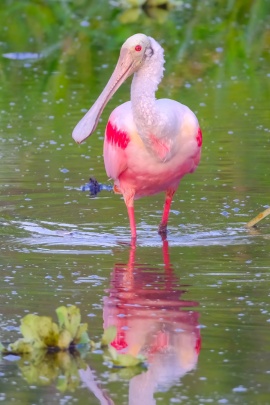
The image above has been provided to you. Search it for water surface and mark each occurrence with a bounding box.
[1,1,270,404]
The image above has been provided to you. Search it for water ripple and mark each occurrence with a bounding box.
[1,219,264,254]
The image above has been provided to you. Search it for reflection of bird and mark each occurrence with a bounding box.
[73,33,202,239]
[103,239,201,404]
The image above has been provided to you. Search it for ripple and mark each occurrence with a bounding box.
[1,219,264,254]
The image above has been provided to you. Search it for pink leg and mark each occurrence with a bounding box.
[123,189,136,240]
[158,189,175,235]
[127,205,137,239]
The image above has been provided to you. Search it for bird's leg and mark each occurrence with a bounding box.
[158,189,175,235]
[123,189,137,240]
[127,206,136,239]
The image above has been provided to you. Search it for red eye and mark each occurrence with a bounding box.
[135,45,142,52]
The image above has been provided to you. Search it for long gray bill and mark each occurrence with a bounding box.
[72,48,134,144]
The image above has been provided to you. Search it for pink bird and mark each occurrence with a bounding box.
[72,33,202,240]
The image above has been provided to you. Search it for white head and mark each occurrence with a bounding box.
[72,34,162,144]
[120,33,154,71]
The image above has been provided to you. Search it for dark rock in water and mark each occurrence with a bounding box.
[88,177,101,196]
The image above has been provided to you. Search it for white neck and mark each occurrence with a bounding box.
[131,37,165,137]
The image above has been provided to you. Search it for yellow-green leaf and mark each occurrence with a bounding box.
[20,314,59,348]
[74,323,89,344]
[20,314,41,340]
[55,306,67,328]
[8,338,35,354]
[101,326,117,346]
[56,306,81,340]
[57,329,72,350]
[107,346,145,368]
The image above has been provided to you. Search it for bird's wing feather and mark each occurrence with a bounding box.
[103,102,142,181]
[145,99,200,163]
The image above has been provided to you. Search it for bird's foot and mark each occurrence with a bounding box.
[158,223,168,239]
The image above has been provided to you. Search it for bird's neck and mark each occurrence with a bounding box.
[131,38,165,137]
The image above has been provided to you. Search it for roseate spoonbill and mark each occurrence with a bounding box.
[72,33,202,239]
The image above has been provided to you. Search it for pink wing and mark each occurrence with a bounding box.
[103,120,128,181]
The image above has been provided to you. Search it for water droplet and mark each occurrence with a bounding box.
[232,385,247,392]
[80,20,90,27]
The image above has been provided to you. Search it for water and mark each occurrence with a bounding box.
[1,0,270,404]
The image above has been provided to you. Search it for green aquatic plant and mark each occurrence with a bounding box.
[105,346,146,368]
[18,350,87,392]
[101,325,117,347]
[1,305,90,354]
[100,326,146,368]
[56,305,90,347]
[1,314,146,392]
[1,308,146,369]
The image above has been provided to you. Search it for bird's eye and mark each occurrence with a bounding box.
[135,45,142,52]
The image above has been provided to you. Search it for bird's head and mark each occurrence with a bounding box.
[120,33,154,72]
[72,34,156,144]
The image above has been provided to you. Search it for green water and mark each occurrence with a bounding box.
[1,1,270,404]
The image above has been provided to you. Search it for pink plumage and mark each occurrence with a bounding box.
[72,34,202,239]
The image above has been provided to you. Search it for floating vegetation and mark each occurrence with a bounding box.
[246,207,270,228]
[97,325,146,368]
[0,306,146,385]
[1,305,89,354]
[105,346,146,368]
[115,0,179,8]
[17,351,86,392]
[116,0,180,23]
